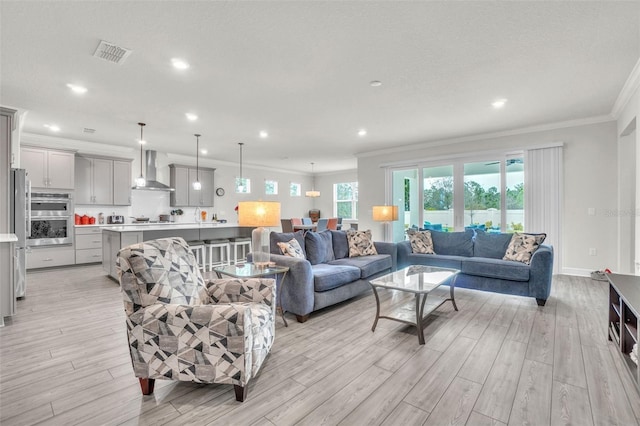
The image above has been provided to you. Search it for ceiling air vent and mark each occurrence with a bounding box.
[93,40,132,64]
[83,128,96,134]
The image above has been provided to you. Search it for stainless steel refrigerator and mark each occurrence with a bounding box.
[10,169,29,298]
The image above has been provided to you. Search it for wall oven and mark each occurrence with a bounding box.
[29,193,73,246]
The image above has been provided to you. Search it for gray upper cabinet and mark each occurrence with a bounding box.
[21,146,75,189]
[113,160,132,205]
[75,154,132,206]
[170,164,215,207]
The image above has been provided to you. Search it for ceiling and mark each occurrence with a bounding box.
[1,1,638,173]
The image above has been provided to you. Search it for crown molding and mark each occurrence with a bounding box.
[165,152,307,176]
[21,132,135,156]
[611,57,640,119]
[356,114,614,159]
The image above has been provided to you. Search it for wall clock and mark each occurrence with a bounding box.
[216,187,225,196]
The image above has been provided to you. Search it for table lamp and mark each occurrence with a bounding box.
[238,201,281,267]
[373,205,399,241]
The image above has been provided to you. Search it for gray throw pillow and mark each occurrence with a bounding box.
[305,230,335,265]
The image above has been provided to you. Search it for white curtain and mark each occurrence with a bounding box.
[525,145,563,274]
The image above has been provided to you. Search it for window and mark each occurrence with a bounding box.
[265,180,278,195]
[334,182,358,219]
[235,177,250,194]
[290,182,301,196]
[391,156,524,239]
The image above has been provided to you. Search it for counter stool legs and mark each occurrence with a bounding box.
[229,238,252,265]
[205,239,231,271]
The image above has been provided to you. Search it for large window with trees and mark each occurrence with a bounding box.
[334,182,358,219]
[392,156,524,240]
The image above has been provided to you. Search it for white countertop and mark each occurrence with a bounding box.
[0,234,18,243]
[99,222,245,232]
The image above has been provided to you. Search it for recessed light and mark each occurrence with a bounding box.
[171,58,190,70]
[66,83,87,94]
[492,99,507,109]
[370,80,382,87]
[185,113,198,121]
[259,131,268,138]
[200,149,208,155]
[358,129,367,137]
[44,124,60,132]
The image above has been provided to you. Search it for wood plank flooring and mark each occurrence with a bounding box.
[1,266,640,425]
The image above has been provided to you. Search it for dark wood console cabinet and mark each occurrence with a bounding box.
[608,273,640,388]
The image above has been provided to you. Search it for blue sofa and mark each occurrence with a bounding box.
[397,229,553,305]
[260,230,397,322]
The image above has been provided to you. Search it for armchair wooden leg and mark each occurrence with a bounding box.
[296,314,309,323]
[139,378,155,395]
[234,384,247,402]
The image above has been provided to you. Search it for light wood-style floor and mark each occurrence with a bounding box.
[2,265,640,425]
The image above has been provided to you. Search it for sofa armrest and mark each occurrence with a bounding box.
[248,252,315,316]
[528,244,554,301]
[374,241,398,271]
[396,240,413,269]
[206,278,275,309]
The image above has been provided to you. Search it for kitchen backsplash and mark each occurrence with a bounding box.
[74,190,232,224]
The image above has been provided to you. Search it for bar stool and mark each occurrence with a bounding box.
[229,237,252,265]
[205,239,230,271]
[186,240,205,270]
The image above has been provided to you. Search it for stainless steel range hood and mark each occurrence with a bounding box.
[132,150,175,191]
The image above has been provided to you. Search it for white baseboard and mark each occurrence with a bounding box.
[560,267,592,277]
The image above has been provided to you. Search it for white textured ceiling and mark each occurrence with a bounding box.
[1,1,638,173]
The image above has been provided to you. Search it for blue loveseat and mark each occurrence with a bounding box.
[260,230,397,322]
[397,229,554,305]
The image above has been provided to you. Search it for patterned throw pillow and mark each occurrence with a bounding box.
[503,233,546,264]
[277,238,306,259]
[407,229,435,254]
[346,229,378,257]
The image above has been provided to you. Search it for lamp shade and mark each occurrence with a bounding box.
[373,205,398,222]
[238,201,281,227]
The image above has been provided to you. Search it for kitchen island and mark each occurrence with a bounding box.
[101,222,252,280]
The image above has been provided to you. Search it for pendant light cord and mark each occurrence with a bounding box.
[138,122,146,180]
[195,134,200,182]
[239,142,244,182]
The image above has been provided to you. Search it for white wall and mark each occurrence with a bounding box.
[19,133,316,229]
[357,120,619,275]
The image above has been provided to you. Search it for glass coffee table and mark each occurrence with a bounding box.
[205,263,290,326]
[369,265,459,345]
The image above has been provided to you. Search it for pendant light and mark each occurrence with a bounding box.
[305,162,320,197]
[192,134,202,190]
[135,122,146,187]
[237,142,245,192]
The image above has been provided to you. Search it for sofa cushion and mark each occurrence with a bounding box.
[407,229,435,254]
[461,257,530,281]
[330,230,349,259]
[347,230,378,257]
[405,253,465,270]
[312,263,361,292]
[270,231,306,257]
[328,254,392,279]
[277,238,306,259]
[431,229,474,257]
[305,230,335,265]
[503,233,546,265]
[473,230,513,259]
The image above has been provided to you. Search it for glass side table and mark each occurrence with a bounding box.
[205,263,290,327]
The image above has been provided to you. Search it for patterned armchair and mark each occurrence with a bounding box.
[116,237,275,402]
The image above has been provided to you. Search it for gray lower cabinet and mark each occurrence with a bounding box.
[102,230,143,279]
[75,227,103,264]
[75,155,132,206]
[169,164,215,207]
[27,246,76,269]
